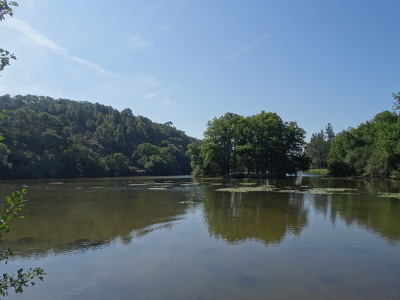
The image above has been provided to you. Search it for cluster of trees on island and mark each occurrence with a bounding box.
[187,112,309,177]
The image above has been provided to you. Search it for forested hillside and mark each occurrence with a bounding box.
[0,94,197,179]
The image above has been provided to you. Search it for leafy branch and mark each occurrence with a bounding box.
[0,1,18,74]
[0,49,17,72]
[0,1,18,20]
[0,188,26,241]
[0,189,47,296]
[0,268,46,297]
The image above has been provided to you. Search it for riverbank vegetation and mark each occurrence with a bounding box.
[327,93,400,178]
[327,108,400,178]
[306,93,400,178]
[1,92,400,179]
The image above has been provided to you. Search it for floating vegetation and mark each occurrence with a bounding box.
[216,185,358,194]
[275,187,358,194]
[377,193,400,199]
[306,188,358,194]
[216,185,275,192]
[180,182,198,186]
[148,187,168,190]
[277,189,304,193]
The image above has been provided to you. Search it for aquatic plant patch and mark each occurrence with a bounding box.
[216,186,358,194]
[377,193,400,199]
[216,185,276,192]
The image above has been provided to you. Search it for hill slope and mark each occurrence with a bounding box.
[0,94,198,179]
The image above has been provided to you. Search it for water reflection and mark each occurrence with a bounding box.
[329,193,400,243]
[1,177,200,257]
[2,176,400,258]
[202,187,309,245]
[0,176,400,299]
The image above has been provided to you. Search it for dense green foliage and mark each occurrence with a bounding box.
[305,123,335,169]
[188,111,309,177]
[327,109,400,177]
[0,1,18,73]
[0,95,196,178]
[302,169,329,175]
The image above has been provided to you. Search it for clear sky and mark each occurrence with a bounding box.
[1,0,399,140]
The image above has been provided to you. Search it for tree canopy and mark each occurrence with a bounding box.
[0,95,196,178]
[188,111,309,177]
[305,123,335,169]
[327,108,400,177]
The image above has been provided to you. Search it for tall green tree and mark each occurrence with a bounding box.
[200,113,242,175]
[306,123,334,169]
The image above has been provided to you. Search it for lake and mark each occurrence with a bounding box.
[0,175,399,299]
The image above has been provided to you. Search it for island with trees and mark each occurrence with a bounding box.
[187,111,310,177]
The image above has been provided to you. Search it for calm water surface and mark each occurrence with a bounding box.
[0,176,399,299]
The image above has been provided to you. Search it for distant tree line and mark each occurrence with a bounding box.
[0,95,197,179]
[327,108,400,177]
[2,93,400,179]
[187,111,310,177]
[306,92,400,178]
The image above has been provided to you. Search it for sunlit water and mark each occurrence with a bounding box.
[0,176,399,299]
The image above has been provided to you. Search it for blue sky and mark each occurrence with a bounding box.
[1,0,399,140]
